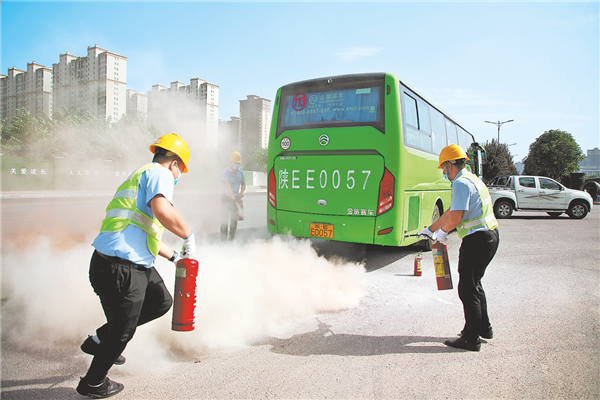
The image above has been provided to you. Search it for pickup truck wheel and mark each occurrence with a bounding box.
[567,201,588,219]
[494,200,513,218]
[547,212,562,218]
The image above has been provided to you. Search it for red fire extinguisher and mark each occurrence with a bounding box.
[171,258,198,332]
[414,252,423,276]
[432,242,453,290]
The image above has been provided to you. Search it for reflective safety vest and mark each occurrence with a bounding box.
[455,172,499,238]
[100,163,164,256]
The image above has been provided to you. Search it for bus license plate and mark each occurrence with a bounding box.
[310,223,334,239]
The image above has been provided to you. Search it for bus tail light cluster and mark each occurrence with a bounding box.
[377,168,395,215]
[268,168,276,208]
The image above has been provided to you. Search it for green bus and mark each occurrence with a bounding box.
[266,73,483,248]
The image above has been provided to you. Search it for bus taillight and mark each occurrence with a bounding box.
[377,168,395,215]
[268,168,276,208]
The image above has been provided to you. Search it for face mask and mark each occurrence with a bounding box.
[442,163,450,181]
[172,162,181,185]
[233,163,241,170]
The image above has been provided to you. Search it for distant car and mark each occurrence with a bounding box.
[488,175,594,219]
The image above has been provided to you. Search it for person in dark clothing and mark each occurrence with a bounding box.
[220,151,246,241]
[419,144,499,352]
[76,133,196,398]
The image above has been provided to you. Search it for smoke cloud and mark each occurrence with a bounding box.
[1,234,365,370]
[1,78,366,372]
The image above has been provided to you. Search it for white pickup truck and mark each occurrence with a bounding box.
[488,175,594,219]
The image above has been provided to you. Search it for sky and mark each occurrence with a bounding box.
[1,0,598,162]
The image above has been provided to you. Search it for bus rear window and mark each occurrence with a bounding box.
[278,86,383,135]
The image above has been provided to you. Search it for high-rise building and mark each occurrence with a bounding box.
[52,44,127,122]
[126,89,148,120]
[580,147,600,176]
[0,62,53,127]
[147,78,219,148]
[219,116,241,158]
[239,95,271,156]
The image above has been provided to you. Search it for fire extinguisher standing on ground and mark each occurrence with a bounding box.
[414,252,423,276]
[172,257,199,331]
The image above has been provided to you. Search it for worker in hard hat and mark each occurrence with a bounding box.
[76,133,196,398]
[221,151,246,241]
[418,144,499,352]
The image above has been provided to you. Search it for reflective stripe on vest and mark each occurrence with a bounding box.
[455,172,499,238]
[100,163,164,256]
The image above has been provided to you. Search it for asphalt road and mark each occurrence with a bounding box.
[1,193,599,399]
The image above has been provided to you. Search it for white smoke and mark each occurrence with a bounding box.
[0,76,366,372]
[1,234,365,370]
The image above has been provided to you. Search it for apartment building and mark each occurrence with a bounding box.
[218,116,241,157]
[148,78,219,148]
[126,89,148,120]
[580,147,600,176]
[52,44,127,122]
[239,95,271,156]
[0,62,53,127]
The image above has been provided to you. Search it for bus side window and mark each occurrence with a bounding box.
[402,92,419,129]
[430,108,446,155]
[457,127,469,150]
[417,101,431,134]
[403,92,432,152]
[445,119,457,146]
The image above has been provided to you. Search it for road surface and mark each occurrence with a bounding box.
[1,193,598,399]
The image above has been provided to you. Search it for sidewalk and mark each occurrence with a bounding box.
[0,186,267,200]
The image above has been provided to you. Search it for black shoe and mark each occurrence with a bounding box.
[81,336,126,365]
[460,327,493,339]
[444,337,481,352]
[76,377,124,398]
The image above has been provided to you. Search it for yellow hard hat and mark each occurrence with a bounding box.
[438,144,469,169]
[149,133,190,173]
[230,151,242,163]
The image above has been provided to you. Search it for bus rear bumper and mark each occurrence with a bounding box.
[268,210,379,244]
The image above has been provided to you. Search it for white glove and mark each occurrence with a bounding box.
[434,228,448,242]
[418,227,435,240]
[182,231,196,257]
[171,251,184,266]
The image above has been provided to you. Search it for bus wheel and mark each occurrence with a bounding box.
[419,204,441,251]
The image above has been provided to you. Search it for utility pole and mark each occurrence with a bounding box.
[485,119,514,142]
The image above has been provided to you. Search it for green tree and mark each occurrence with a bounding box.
[1,108,56,158]
[244,146,268,172]
[51,108,111,159]
[1,108,162,162]
[523,129,584,180]
[481,140,518,183]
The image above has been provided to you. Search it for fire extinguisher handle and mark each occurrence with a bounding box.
[171,251,184,265]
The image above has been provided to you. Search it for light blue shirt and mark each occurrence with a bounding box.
[221,166,246,196]
[450,169,489,237]
[92,163,175,267]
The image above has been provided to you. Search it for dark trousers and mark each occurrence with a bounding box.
[220,195,238,241]
[457,229,500,343]
[84,250,172,384]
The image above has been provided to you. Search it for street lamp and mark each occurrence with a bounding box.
[485,119,514,142]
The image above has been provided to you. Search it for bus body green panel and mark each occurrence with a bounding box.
[274,153,384,216]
